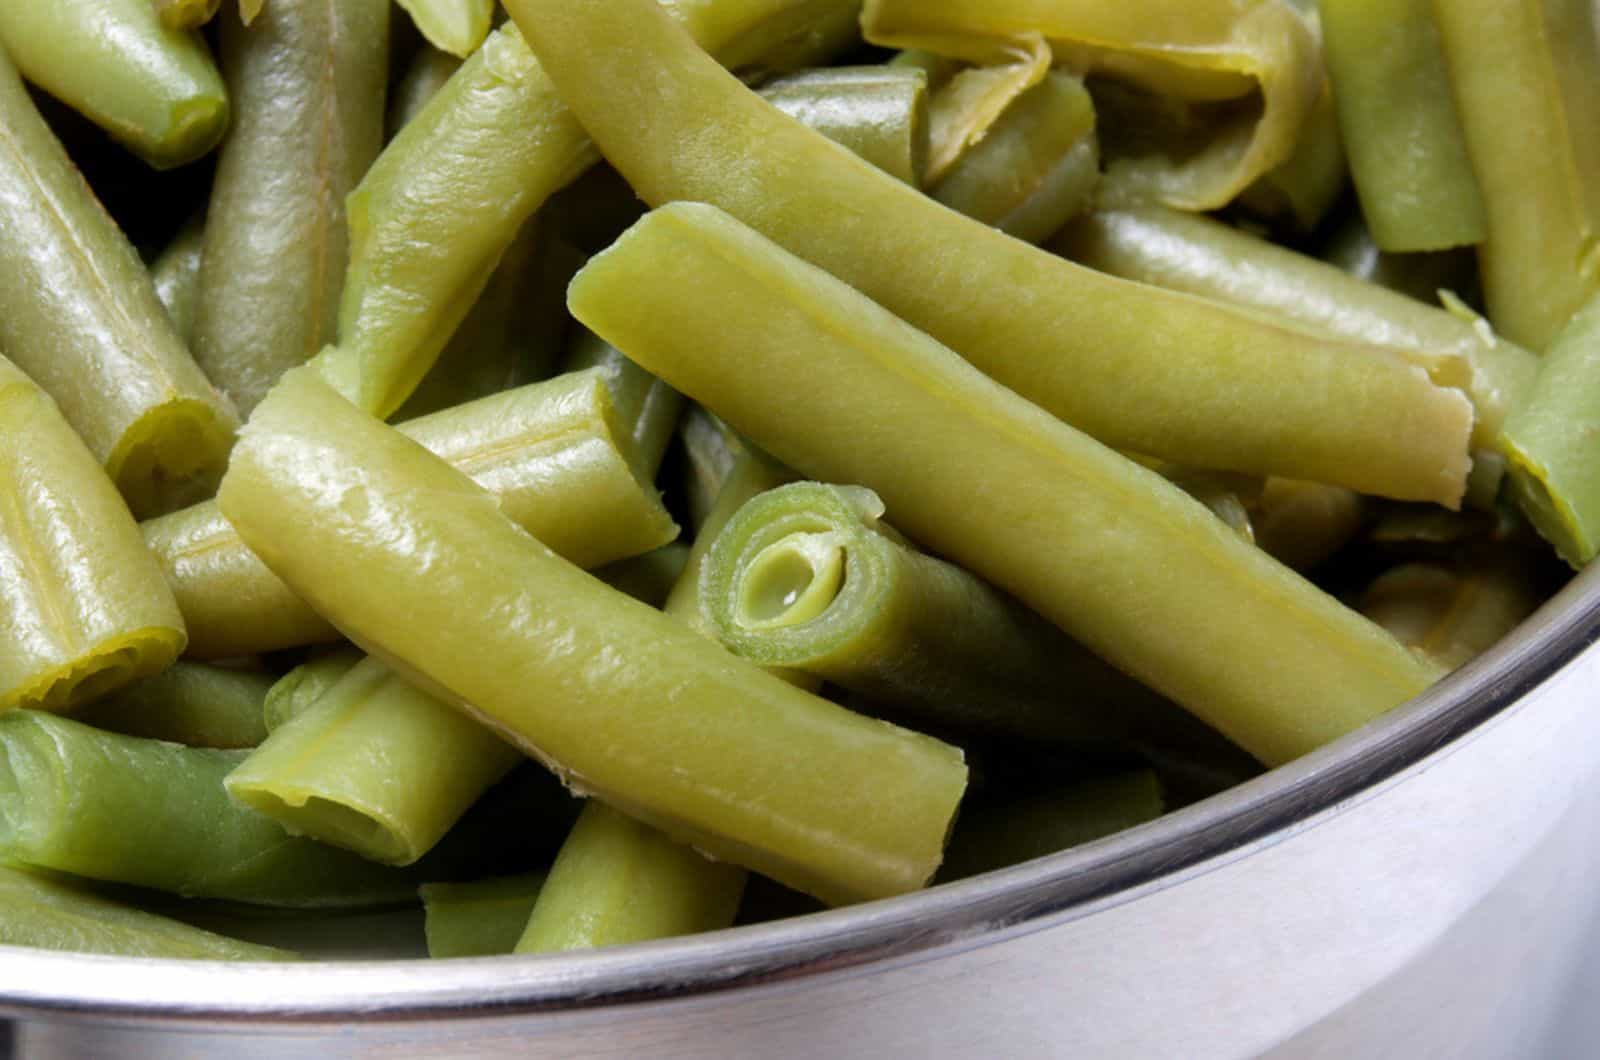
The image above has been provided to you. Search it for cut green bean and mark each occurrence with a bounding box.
[508,0,1474,506]
[387,45,463,139]
[569,202,1443,766]
[1237,72,1346,233]
[514,801,746,954]
[1319,0,1483,252]
[889,42,1048,186]
[703,481,1168,747]
[150,212,207,345]
[1251,479,1366,573]
[0,50,239,519]
[1055,205,1536,447]
[1359,556,1544,672]
[1431,0,1600,350]
[227,657,524,865]
[1500,293,1600,567]
[0,863,294,961]
[0,0,228,168]
[0,356,185,714]
[937,771,1164,882]
[421,872,546,958]
[562,328,684,479]
[759,66,928,185]
[666,451,796,632]
[597,543,694,610]
[0,712,425,907]
[397,0,494,59]
[71,662,272,749]
[192,0,389,416]
[218,366,968,905]
[334,1,861,419]
[263,649,363,733]
[930,70,1098,244]
[863,0,1321,210]
[157,0,223,32]
[143,369,677,658]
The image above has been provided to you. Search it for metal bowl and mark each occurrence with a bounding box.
[5,563,1600,1058]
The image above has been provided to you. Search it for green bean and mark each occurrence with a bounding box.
[70,662,272,749]
[218,366,968,905]
[192,0,389,416]
[1319,0,1484,252]
[156,0,223,32]
[862,0,1321,211]
[597,543,694,610]
[0,712,424,908]
[702,481,1166,748]
[227,657,524,866]
[150,212,206,345]
[421,872,546,958]
[679,405,748,534]
[889,43,1047,185]
[0,863,294,961]
[1055,205,1537,448]
[333,1,862,419]
[0,0,228,169]
[1321,211,1480,306]
[143,369,677,658]
[1500,293,1600,567]
[0,356,185,714]
[1237,69,1345,233]
[1358,557,1544,673]
[562,328,684,479]
[263,649,363,734]
[387,45,463,139]
[937,771,1164,882]
[930,70,1098,244]
[506,0,1475,506]
[514,801,746,954]
[0,50,239,519]
[1250,479,1366,574]
[1431,0,1600,351]
[759,66,928,185]
[569,202,1443,766]
[396,0,494,59]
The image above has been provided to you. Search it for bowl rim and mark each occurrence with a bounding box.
[3,562,1597,1028]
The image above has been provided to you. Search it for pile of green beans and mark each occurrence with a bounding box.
[0,0,1591,963]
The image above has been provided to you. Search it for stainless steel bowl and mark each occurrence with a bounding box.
[5,563,1599,1058]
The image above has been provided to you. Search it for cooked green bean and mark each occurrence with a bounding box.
[1238,74,1346,232]
[1319,0,1484,252]
[192,0,389,416]
[1431,0,1600,350]
[334,1,861,418]
[930,70,1098,244]
[703,481,1167,747]
[71,662,272,749]
[597,543,694,610]
[1358,556,1544,672]
[679,405,748,534]
[759,66,927,185]
[514,801,746,954]
[387,45,463,139]
[1500,293,1600,567]
[0,0,228,169]
[150,212,206,345]
[0,712,424,908]
[569,202,1443,766]
[0,356,185,714]
[666,451,796,632]
[227,657,524,866]
[263,649,363,734]
[889,43,1048,186]
[562,328,684,479]
[157,0,222,31]
[507,0,1475,506]
[0,863,294,961]
[143,370,677,658]
[937,771,1164,882]
[218,366,968,905]
[1250,479,1366,573]
[1055,205,1537,448]
[421,872,546,958]
[396,0,494,59]
[862,0,1321,210]
[0,50,239,519]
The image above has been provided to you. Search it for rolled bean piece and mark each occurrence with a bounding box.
[666,451,795,631]
[218,366,968,905]
[569,202,1443,766]
[890,42,1048,186]
[421,873,546,958]
[396,0,494,59]
[1358,556,1544,672]
[1238,74,1346,232]
[1319,0,1483,252]
[506,0,1475,505]
[0,356,185,714]
[150,212,207,344]
[514,801,746,954]
[561,328,684,479]
[71,662,272,749]
[263,649,363,733]
[143,369,677,658]
[0,0,228,168]
[0,863,294,961]
[0,51,239,519]
[760,66,927,185]
[193,0,389,416]
[1431,0,1600,351]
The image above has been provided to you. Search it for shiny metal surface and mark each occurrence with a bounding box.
[3,563,1599,1056]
